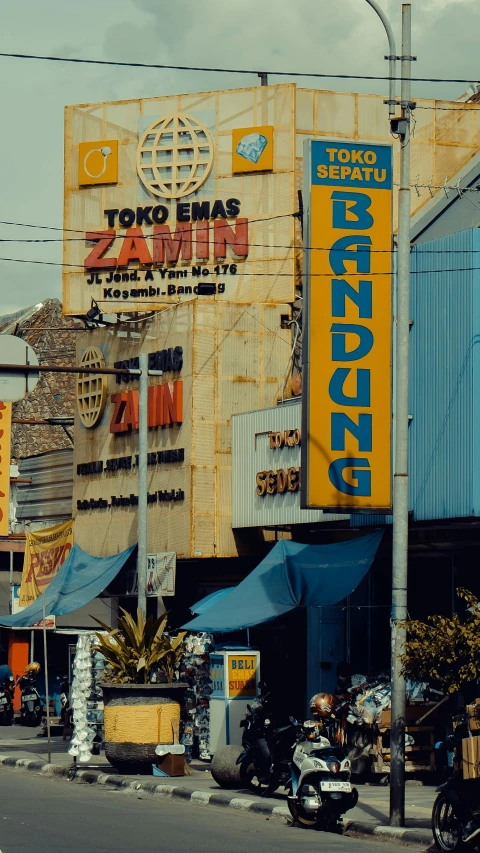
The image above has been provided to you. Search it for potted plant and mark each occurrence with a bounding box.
[94,608,187,772]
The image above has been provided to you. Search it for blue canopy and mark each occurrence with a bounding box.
[0,543,135,627]
[190,588,235,615]
[183,532,383,633]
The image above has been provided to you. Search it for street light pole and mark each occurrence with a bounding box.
[137,352,148,620]
[364,0,413,827]
[390,3,413,828]
[364,0,397,115]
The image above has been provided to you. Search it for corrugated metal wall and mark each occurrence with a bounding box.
[409,229,477,520]
[16,449,73,522]
[232,398,345,528]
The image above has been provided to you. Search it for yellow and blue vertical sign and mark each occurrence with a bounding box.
[301,140,392,510]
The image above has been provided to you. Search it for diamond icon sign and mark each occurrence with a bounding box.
[236,133,268,164]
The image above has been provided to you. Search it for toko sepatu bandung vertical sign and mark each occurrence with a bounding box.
[301,140,392,511]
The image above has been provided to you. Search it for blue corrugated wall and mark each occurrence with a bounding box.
[354,227,480,525]
[409,229,477,520]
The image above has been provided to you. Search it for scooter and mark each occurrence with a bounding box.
[236,688,298,793]
[0,675,15,726]
[17,665,43,727]
[287,719,358,831]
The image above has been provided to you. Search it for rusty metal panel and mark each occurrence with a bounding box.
[232,400,345,528]
[16,450,73,522]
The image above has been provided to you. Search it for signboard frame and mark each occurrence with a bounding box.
[301,138,393,512]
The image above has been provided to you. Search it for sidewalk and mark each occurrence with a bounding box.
[0,726,436,847]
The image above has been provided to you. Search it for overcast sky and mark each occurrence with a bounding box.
[0,0,478,315]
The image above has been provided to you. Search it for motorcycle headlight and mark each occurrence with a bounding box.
[328,761,340,774]
[264,718,271,726]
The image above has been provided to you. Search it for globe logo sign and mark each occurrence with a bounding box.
[137,113,214,200]
[76,346,107,428]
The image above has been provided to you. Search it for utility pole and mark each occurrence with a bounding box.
[137,352,148,620]
[390,3,413,828]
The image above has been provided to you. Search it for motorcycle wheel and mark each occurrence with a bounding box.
[287,797,319,828]
[432,793,465,851]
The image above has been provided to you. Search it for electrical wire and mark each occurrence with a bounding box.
[0,50,479,85]
[0,254,479,275]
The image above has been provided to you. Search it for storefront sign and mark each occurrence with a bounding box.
[0,402,12,537]
[256,466,300,497]
[302,140,392,510]
[64,93,296,315]
[227,654,257,698]
[19,520,74,607]
[110,380,182,434]
[210,655,225,697]
[123,552,176,597]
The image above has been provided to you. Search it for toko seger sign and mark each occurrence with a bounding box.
[302,140,392,511]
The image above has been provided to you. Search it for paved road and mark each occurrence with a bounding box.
[0,769,425,853]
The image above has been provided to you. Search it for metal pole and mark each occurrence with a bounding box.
[9,551,13,613]
[390,3,412,829]
[364,0,397,115]
[137,352,148,620]
[42,593,51,764]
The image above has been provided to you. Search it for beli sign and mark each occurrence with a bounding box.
[303,141,392,511]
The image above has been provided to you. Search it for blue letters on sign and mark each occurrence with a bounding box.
[331,191,374,230]
[331,280,372,319]
[331,324,374,362]
[329,236,371,275]
[328,458,371,497]
[331,413,372,452]
[329,368,371,407]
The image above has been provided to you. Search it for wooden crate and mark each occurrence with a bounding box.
[372,726,436,774]
[463,737,480,780]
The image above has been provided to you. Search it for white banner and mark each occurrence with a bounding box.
[126,552,176,597]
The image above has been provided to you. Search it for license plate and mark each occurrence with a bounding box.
[23,695,37,701]
[320,781,351,793]
[0,697,7,705]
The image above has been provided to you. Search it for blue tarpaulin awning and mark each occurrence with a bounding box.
[0,543,135,628]
[190,588,235,615]
[183,532,383,633]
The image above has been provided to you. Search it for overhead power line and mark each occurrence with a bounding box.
[0,254,479,276]
[0,50,479,85]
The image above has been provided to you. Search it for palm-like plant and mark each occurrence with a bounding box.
[94,608,186,684]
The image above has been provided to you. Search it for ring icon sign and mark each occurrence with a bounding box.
[78,140,118,186]
[83,146,112,179]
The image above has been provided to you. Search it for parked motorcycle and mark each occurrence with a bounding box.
[287,719,358,830]
[17,662,43,727]
[0,674,15,726]
[432,732,480,850]
[236,685,298,794]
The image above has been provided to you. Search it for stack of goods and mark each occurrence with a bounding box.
[68,634,105,763]
[179,633,214,761]
[346,675,429,726]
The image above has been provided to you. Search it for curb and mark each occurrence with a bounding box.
[0,756,433,847]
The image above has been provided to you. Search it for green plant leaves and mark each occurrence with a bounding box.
[401,588,480,695]
[92,608,186,684]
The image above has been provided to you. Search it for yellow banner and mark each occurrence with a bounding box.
[303,140,392,510]
[19,520,74,607]
[0,403,12,537]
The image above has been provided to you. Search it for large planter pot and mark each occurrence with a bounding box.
[100,682,188,773]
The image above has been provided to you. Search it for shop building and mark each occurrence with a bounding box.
[63,84,480,716]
